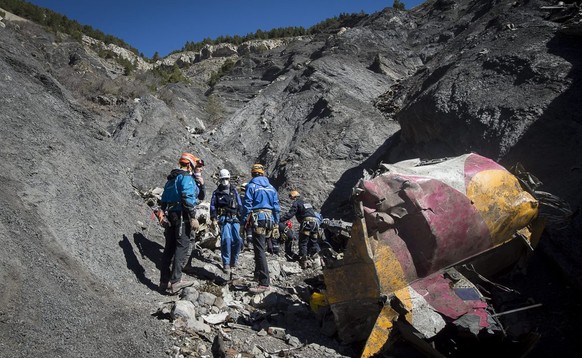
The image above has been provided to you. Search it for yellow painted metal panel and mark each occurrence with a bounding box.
[466,169,538,245]
[325,208,381,305]
[374,243,410,294]
[394,286,414,322]
[361,305,399,358]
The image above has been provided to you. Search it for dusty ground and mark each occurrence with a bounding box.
[132,222,356,358]
[126,216,582,358]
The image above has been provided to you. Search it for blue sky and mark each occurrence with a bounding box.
[26,1,425,58]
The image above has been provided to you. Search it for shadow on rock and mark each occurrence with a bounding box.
[321,135,399,221]
[184,256,228,286]
[133,232,164,269]
[119,235,158,292]
[244,287,355,357]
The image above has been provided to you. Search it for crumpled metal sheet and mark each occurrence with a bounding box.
[393,285,447,338]
[324,153,541,357]
[359,153,539,281]
[409,272,488,321]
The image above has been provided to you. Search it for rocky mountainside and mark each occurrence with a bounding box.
[0,0,581,357]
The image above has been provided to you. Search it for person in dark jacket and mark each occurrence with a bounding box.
[158,152,200,294]
[193,160,206,200]
[280,190,320,265]
[241,164,280,293]
[210,169,243,273]
[279,220,298,261]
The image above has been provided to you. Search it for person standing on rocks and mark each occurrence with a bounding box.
[193,158,206,201]
[280,190,321,267]
[280,220,298,261]
[210,169,243,273]
[241,164,280,293]
[158,152,200,294]
[189,157,205,244]
[238,182,252,250]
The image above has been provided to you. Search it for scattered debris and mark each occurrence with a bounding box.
[148,155,568,357]
[324,153,549,357]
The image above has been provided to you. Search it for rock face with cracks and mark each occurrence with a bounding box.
[0,0,581,357]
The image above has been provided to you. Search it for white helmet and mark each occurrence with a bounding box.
[219,169,230,179]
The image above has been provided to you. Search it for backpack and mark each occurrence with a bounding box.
[215,184,239,214]
[161,169,192,204]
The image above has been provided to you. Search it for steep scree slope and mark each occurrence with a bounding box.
[1,0,581,356]
[0,20,169,357]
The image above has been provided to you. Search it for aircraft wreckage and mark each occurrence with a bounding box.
[323,153,566,357]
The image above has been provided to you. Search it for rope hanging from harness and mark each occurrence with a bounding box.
[251,209,274,235]
[301,217,320,237]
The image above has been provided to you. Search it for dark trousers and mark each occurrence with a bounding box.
[283,225,297,258]
[243,227,253,248]
[252,232,270,287]
[298,232,320,257]
[267,236,280,254]
[298,220,320,257]
[279,223,297,258]
[160,211,191,284]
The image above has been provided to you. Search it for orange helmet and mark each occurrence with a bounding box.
[251,163,265,175]
[179,152,199,168]
[289,190,300,199]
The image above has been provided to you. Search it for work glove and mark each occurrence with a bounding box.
[272,226,280,239]
[194,172,204,185]
[190,218,200,232]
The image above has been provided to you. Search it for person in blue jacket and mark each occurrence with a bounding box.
[158,152,199,295]
[241,164,280,293]
[210,169,242,273]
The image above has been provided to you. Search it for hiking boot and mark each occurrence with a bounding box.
[249,285,270,294]
[158,281,171,293]
[299,256,307,269]
[285,253,298,262]
[223,264,231,273]
[170,278,194,295]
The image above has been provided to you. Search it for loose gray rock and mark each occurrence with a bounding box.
[180,287,200,303]
[256,329,268,337]
[198,291,218,307]
[202,311,229,325]
[188,318,211,333]
[281,262,302,275]
[286,335,302,348]
[267,259,281,279]
[171,300,197,322]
